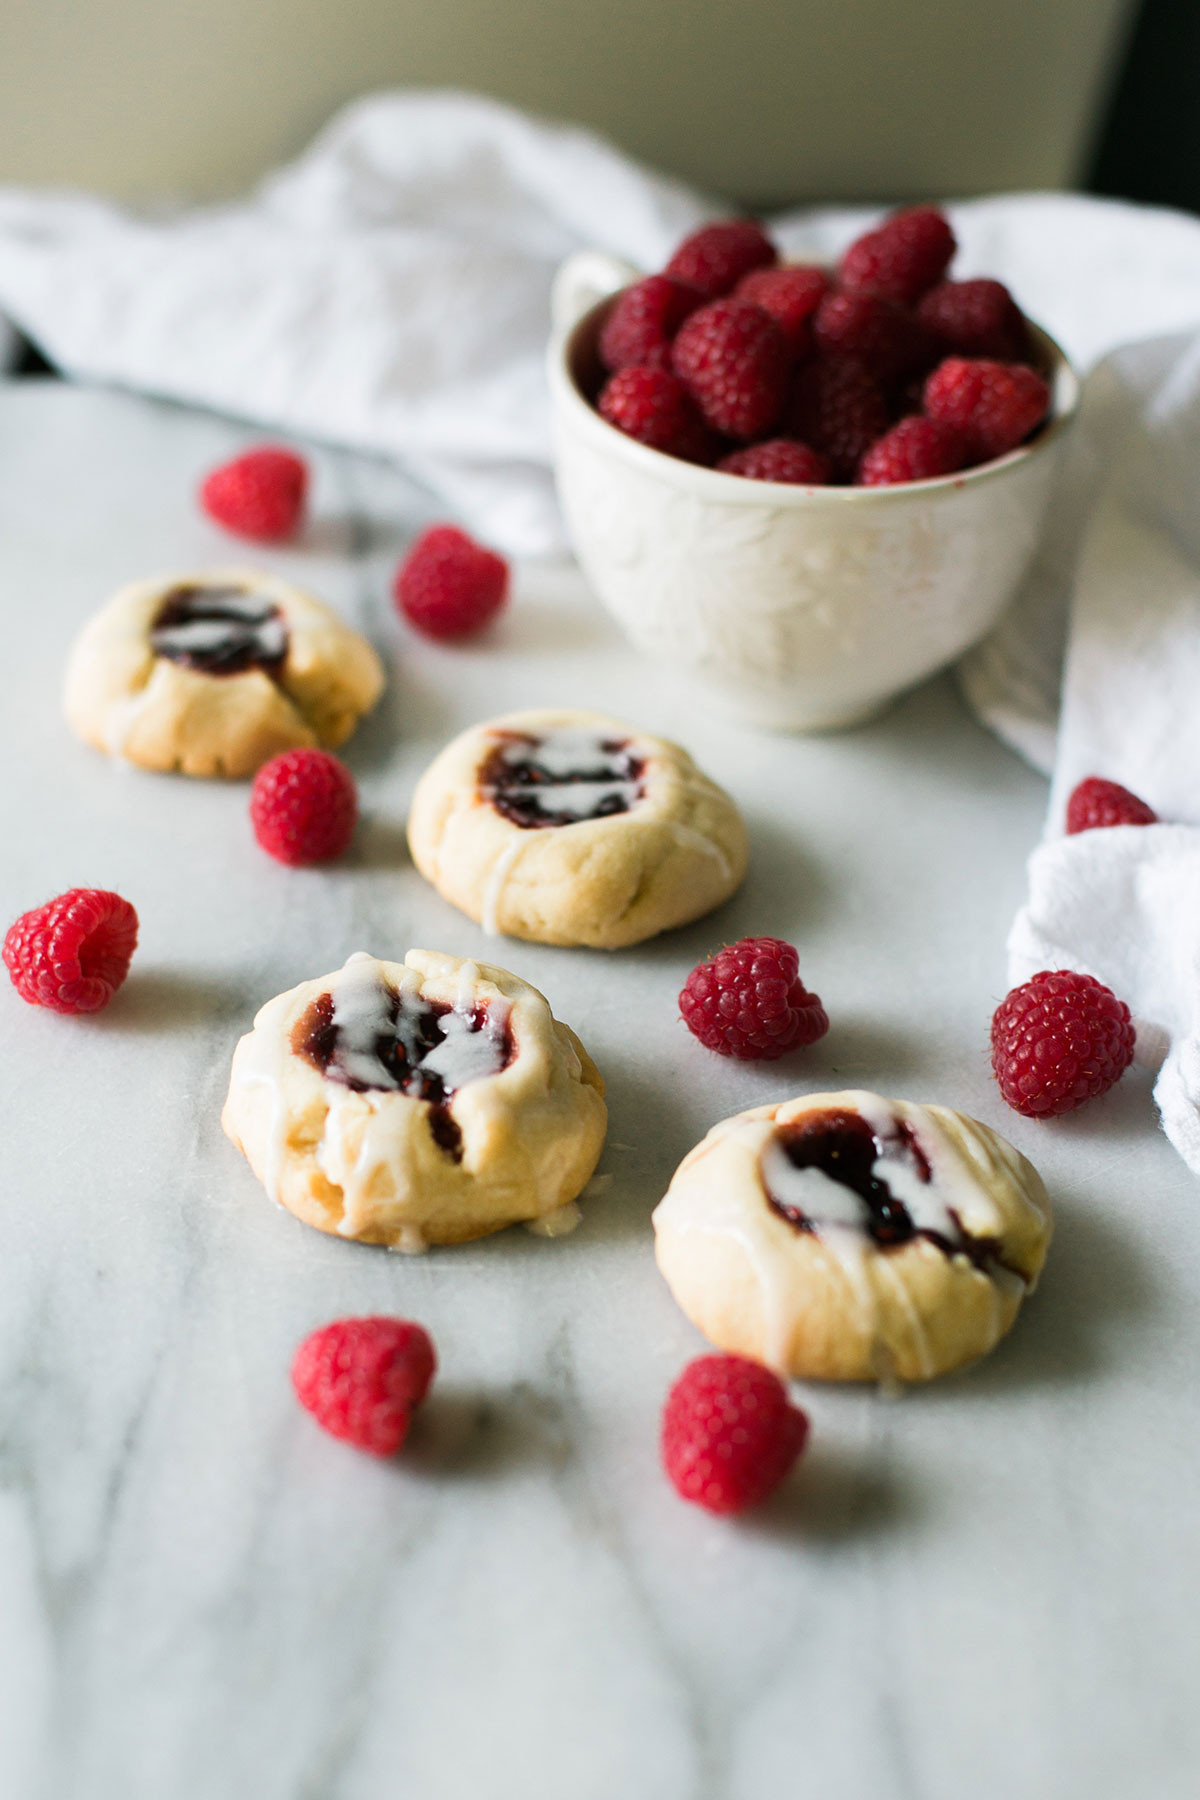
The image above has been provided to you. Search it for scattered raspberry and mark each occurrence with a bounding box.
[3,888,139,1015]
[812,290,934,384]
[917,279,1032,363]
[671,299,790,440]
[734,265,829,356]
[250,748,358,866]
[991,970,1136,1118]
[1065,777,1158,834]
[292,1317,436,1457]
[598,365,718,463]
[680,936,829,1060]
[856,415,966,486]
[839,205,956,306]
[718,439,829,484]
[598,275,704,372]
[199,446,308,543]
[924,357,1051,462]
[785,355,891,482]
[662,1355,809,1514]
[393,523,510,641]
[664,219,777,300]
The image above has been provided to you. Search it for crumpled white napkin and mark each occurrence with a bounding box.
[1003,331,1200,1170]
[4,88,1200,559]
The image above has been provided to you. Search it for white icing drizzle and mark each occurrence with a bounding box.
[484,728,644,824]
[321,950,510,1097]
[664,820,733,881]
[525,1200,582,1238]
[481,835,526,937]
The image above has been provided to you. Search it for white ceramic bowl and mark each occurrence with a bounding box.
[548,250,1080,730]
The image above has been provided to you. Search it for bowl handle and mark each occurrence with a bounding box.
[550,250,641,337]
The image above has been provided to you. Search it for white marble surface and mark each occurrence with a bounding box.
[1,381,1198,1800]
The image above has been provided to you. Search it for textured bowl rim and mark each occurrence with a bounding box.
[549,297,1081,505]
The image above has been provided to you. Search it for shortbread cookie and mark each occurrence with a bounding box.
[653,1090,1050,1382]
[64,569,384,777]
[407,708,748,949]
[222,949,607,1250]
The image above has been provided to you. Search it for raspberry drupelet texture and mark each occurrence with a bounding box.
[839,205,956,306]
[199,446,308,543]
[991,970,1136,1118]
[661,1354,810,1514]
[665,219,777,300]
[1065,777,1158,834]
[718,439,830,484]
[292,1317,437,1457]
[924,357,1051,462]
[917,278,1032,363]
[812,290,934,384]
[680,936,829,1060]
[393,523,510,641]
[598,275,704,372]
[734,264,829,356]
[250,748,359,866]
[857,415,966,486]
[785,355,891,482]
[3,888,139,1015]
[671,299,790,440]
[598,365,718,463]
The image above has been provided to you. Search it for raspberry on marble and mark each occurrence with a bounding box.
[662,1354,810,1514]
[292,1317,437,1457]
[393,524,510,641]
[250,748,359,866]
[3,888,139,1015]
[199,446,308,543]
[680,936,829,1060]
[991,969,1136,1117]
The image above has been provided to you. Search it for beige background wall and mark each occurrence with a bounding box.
[0,0,1136,205]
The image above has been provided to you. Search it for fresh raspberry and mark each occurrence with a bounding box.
[923,357,1051,462]
[917,279,1032,363]
[3,888,138,1015]
[250,748,358,865]
[812,290,934,384]
[599,275,704,372]
[680,936,829,1060]
[856,415,966,486]
[718,439,829,484]
[664,219,777,300]
[661,1355,810,1514]
[598,365,718,463]
[393,523,510,641]
[199,446,308,543]
[785,355,891,482]
[1065,777,1158,834]
[991,970,1136,1118]
[292,1317,436,1457]
[734,265,829,356]
[671,300,789,440]
[839,205,956,305]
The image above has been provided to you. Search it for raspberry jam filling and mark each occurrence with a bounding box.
[479,728,645,830]
[149,585,288,678]
[292,964,513,1161]
[760,1108,1003,1269]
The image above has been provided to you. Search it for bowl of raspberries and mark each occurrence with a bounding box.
[548,209,1078,731]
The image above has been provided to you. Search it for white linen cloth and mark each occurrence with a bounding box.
[3,89,1200,1165]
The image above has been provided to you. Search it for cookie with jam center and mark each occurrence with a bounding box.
[407,708,748,949]
[64,567,384,777]
[653,1090,1051,1382]
[222,950,607,1249]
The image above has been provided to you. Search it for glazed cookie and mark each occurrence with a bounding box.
[64,569,385,777]
[653,1090,1051,1382]
[407,708,748,948]
[222,949,606,1250]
